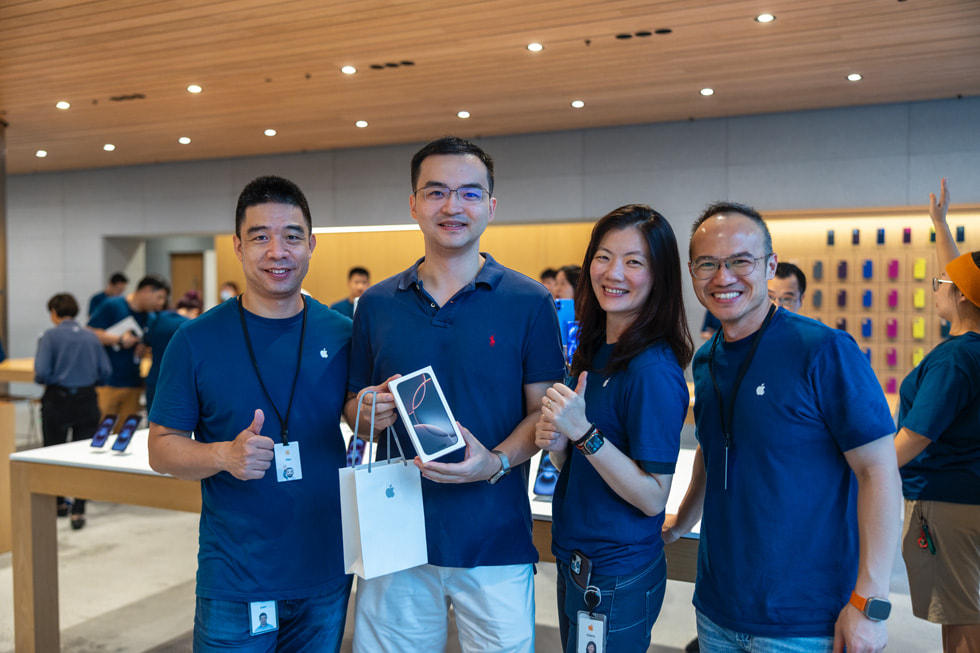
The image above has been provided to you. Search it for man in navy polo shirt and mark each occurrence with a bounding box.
[148,176,353,652]
[664,202,901,652]
[346,136,565,652]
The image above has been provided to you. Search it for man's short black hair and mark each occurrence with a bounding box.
[235,176,313,238]
[47,293,79,318]
[775,262,807,295]
[137,274,171,294]
[348,266,370,280]
[690,201,773,260]
[411,136,495,195]
[540,268,557,281]
[108,272,128,286]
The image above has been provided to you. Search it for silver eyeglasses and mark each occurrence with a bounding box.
[932,277,955,292]
[689,254,771,280]
[414,186,489,203]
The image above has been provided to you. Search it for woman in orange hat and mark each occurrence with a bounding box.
[894,178,980,653]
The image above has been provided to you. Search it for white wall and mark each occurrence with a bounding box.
[7,96,980,360]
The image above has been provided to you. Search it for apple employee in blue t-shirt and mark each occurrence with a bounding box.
[895,179,980,650]
[345,136,565,652]
[665,202,902,652]
[148,176,354,652]
[536,204,693,652]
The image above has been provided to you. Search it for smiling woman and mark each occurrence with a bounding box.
[537,204,693,652]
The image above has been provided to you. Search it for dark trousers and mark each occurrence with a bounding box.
[41,386,100,514]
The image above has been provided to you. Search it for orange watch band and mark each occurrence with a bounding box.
[849,590,868,612]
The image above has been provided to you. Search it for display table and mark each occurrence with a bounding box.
[10,430,201,652]
[0,357,39,554]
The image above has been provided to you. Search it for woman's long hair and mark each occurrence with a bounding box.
[571,204,693,376]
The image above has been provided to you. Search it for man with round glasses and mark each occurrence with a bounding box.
[346,136,565,652]
[664,201,901,652]
[768,262,807,313]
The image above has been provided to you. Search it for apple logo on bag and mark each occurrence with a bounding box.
[385,484,395,498]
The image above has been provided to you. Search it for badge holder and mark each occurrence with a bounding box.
[571,550,606,652]
[354,389,410,472]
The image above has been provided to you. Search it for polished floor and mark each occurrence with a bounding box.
[1,408,943,652]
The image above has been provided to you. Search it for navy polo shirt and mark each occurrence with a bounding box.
[898,332,980,504]
[143,310,190,411]
[349,254,566,568]
[88,296,149,388]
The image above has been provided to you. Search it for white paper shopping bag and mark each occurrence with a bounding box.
[339,390,428,579]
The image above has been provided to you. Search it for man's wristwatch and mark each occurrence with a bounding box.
[488,450,511,485]
[849,591,891,621]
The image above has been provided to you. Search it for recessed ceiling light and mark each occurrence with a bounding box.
[35,150,48,158]
[355,120,368,128]
[178,137,191,145]
[187,84,202,94]
[527,42,543,52]
[847,73,863,82]
[755,13,776,23]
[457,111,471,119]
[103,144,116,151]
[700,88,715,96]
[341,66,357,75]
[264,129,277,136]
[571,100,585,108]
[55,101,70,110]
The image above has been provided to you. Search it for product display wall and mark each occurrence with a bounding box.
[769,208,980,394]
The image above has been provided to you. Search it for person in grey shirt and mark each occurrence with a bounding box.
[35,292,112,529]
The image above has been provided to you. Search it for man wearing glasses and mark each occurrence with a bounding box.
[346,136,564,652]
[663,202,901,653]
[768,261,806,313]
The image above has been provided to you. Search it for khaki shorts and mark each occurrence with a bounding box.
[902,499,980,624]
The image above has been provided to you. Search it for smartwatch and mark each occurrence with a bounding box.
[573,424,605,456]
[849,591,891,621]
[488,450,511,485]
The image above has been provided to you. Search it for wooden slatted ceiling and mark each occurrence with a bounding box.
[1,0,978,175]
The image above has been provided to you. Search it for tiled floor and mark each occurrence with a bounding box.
[1,407,944,652]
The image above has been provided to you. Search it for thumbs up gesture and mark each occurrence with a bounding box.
[540,371,592,442]
[224,409,276,480]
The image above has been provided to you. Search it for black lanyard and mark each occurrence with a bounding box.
[707,303,777,490]
[237,296,307,445]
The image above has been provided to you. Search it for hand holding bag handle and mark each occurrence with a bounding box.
[354,389,409,471]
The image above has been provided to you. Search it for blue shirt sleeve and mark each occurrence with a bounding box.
[812,332,895,451]
[147,329,199,432]
[901,353,978,442]
[34,333,52,385]
[520,294,565,385]
[623,351,687,470]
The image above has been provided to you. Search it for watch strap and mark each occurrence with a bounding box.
[488,450,511,485]
[849,591,891,621]
[576,426,605,456]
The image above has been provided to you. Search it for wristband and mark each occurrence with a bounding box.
[849,591,891,622]
[575,425,605,456]
[569,424,596,446]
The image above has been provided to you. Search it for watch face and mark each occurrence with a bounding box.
[866,598,891,621]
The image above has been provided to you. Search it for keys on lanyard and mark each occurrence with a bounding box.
[918,520,936,555]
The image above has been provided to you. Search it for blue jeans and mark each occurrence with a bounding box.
[696,610,833,653]
[556,552,667,653]
[193,577,352,653]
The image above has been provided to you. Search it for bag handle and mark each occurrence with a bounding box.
[353,389,409,472]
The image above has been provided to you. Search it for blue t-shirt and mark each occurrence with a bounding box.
[143,310,190,411]
[348,254,566,568]
[88,291,109,317]
[897,332,980,504]
[691,309,895,637]
[88,296,149,388]
[149,298,353,601]
[552,341,687,575]
[35,319,112,387]
[330,298,355,318]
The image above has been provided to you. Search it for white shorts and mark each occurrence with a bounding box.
[352,563,535,653]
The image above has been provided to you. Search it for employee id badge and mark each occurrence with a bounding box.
[576,611,606,652]
[249,600,278,635]
[274,441,303,482]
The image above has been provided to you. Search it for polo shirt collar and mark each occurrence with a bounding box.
[395,253,504,292]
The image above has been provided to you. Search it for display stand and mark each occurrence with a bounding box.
[0,357,39,554]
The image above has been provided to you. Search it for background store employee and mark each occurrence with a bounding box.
[148,176,353,652]
[346,136,565,652]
